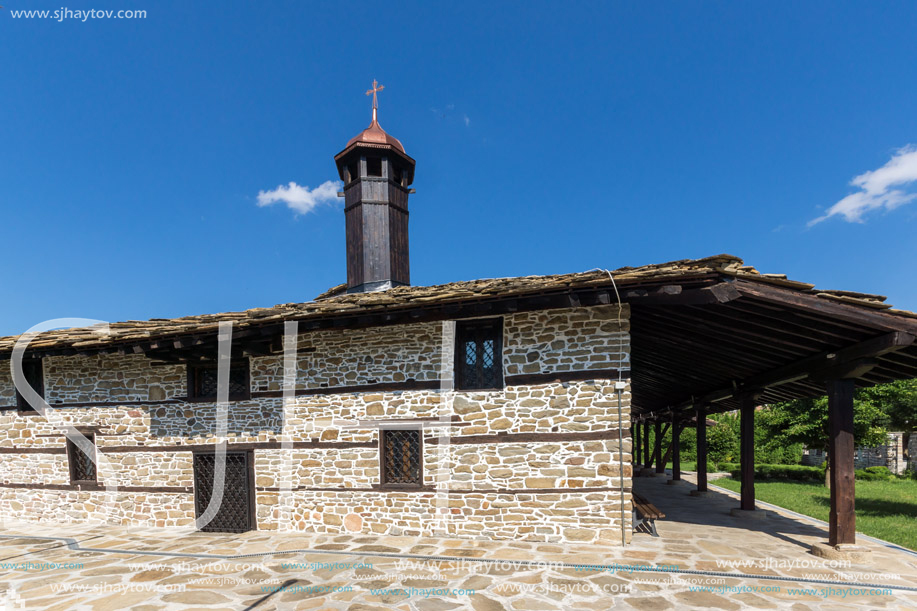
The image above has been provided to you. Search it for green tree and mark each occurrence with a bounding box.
[763,392,889,486]
[755,408,803,464]
[859,379,917,453]
[707,412,739,465]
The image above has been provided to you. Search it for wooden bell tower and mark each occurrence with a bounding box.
[334,81,416,293]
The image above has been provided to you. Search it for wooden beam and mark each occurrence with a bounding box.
[827,378,856,546]
[814,358,877,382]
[740,395,757,511]
[654,420,663,474]
[634,420,642,467]
[625,283,740,306]
[735,280,917,334]
[654,421,671,474]
[240,341,277,357]
[643,421,651,466]
[675,331,914,410]
[696,404,708,492]
[671,412,681,481]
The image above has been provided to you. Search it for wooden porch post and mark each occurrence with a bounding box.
[740,395,756,511]
[643,421,651,467]
[695,405,708,493]
[827,378,856,546]
[671,411,681,481]
[634,420,642,467]
[654,419,664,474]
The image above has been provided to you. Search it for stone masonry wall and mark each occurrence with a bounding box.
[0,305,632,543]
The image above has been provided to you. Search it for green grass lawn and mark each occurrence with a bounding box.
[714,477,917,551]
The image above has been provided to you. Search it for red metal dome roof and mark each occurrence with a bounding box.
[346,111,406,154]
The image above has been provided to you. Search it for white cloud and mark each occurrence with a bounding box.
[809,145,917,226]
[463,114,471,127]
[256,180,342,216]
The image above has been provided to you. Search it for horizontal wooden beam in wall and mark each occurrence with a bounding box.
[250,369,631,400]
[351,417,471,429]
[98,440,377,453]
[251,379,441,398]
[0,482,192,494]
[0,429,630,455]
[257,486,632,495]
[0,447,67,454]
[425,428,627,445]
[0,399,184,410]
[0,369,634,413]
[504,369,629,386]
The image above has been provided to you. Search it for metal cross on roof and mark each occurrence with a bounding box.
[366,79,384,120]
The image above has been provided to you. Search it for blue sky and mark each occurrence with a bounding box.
[2,1,916,337]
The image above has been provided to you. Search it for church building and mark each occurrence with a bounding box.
[2,87,916,553]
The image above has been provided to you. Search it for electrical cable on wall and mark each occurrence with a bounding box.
[588,268,630,546]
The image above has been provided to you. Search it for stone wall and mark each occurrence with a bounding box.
[0,305,633,543]
[909,434,917,473]
[253,323,444,391]
[503,307,628,376]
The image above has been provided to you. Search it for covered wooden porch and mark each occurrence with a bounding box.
[625,267,917,555]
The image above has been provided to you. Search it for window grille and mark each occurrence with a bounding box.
[381,429,423,487]
[193,451,254,533]
[188,360,250,400]
[67,434,97,483]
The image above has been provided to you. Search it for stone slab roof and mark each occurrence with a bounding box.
[2,254,914,356]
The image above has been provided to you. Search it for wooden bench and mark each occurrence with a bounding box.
[632,492,665,537]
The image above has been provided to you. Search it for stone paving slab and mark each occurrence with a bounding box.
[1,476,917,609]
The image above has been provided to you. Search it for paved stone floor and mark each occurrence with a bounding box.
[1,474,916,610]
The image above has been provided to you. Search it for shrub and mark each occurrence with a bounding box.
[856,468,893,481]
[728,464,823,482]
[708,420,739,464]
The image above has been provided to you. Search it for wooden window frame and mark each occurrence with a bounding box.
[346,162,359,184]
[454,318,505,391]
[366,156,383,177]
[186,358,251,403]
[66,432,97,485]
[379,427,424,490]
[16,358,44,415]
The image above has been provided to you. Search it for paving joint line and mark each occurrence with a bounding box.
[1,533,914,593]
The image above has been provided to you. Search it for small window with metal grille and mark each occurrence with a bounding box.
[16,358,44,415]
[187,359,251,401]
[67,433,97,483]
[380,428,423,488]
[454,318,504,390]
